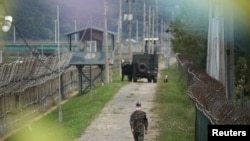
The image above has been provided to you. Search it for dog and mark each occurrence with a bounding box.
[163,75,168,83]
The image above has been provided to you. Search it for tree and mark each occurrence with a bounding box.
[235,57,249,100]
[168,0,209,68]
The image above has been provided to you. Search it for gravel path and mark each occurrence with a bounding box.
[75,79,159,141]
[75,59,173,141]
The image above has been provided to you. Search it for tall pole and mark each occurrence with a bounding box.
[152,9,155,38]
[128,0,132,63]
[165,21,170,68]
[0,51,2,63]
[207,0,225,85]
[152,8,155,54]
[57,5,62,122]
[160,18,163,51]
[218,0,225,86]
[104,0,109,84]
[136,20,138,42]
[74,20,77,42]
[118,0,123,76]
[148,6,151,54]
[155,0,159,38]
[225,0,234,100]
[13,26,16,43]
[142,1,146,53]
[55,20,57,43]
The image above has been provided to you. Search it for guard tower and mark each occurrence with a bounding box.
[144,37,159,54]
[65,27,116,95]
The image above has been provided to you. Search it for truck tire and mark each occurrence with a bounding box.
[147,78,152,83]
[128,75,133,82]
[138,63,147,73]
[133,77,137,82]
[153,78,157,83]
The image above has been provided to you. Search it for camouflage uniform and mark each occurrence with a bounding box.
[130,109,148,141]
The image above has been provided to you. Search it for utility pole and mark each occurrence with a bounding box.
[207,0,226,89]
[155,0,159,38]
[136,20,138,42]
[74,20,77,42]
[125,0,134,63]
[152,8,155,54]
[160,18,163,51]
[13,26,16,43]
[57,5,62,122]
[104,0,109,84]
[128,0,132,63]
[55,20,57,43]
[224,0,234,100]
[142,1,146,53]
[118,0,122,76]
[146,5,149,53]
[148,6,151,54]
[165,21,170,68]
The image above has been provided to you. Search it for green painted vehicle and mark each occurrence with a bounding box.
[130,53,159,83]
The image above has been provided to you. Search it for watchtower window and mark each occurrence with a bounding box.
[86,41,97,52]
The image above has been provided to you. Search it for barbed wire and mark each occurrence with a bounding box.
[176,53,250,125]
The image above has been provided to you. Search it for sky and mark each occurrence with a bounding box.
[1,0,250,39]
[52,0,118,30]
[49,0,187,34]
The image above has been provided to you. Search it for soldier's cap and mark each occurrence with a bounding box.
[136,102,141,107]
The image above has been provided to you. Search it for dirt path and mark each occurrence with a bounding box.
[75,57,175,141]
[75,79,159,141]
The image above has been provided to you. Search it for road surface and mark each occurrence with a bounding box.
[75,58,175,141]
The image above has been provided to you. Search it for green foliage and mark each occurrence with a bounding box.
[235,57,250,100]
[234,13,250,100]
[166,0,209,68]
[169,19,207,68]
[167,0,250,101]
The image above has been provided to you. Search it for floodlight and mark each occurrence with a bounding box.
[1,15,12,32]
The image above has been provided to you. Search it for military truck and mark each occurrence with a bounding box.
[121,37,159,83]
[130,53,159,83]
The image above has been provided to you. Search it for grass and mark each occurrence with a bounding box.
[5,63,195,141]
[5,70,129,141]
[154,64,195,141]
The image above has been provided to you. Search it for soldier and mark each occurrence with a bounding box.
[121,59,132,81]
[130,102,148,141]
[121,59,127,81]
